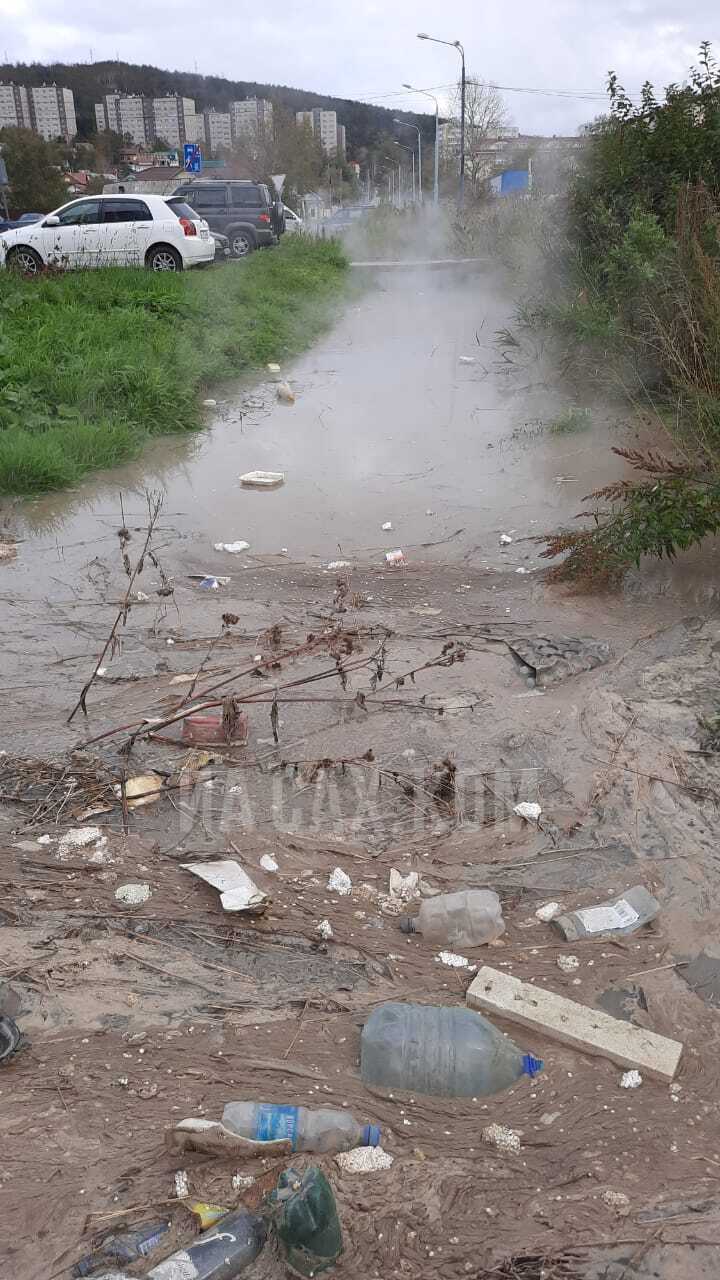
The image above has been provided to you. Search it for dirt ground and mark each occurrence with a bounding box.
[2,546,720,1280]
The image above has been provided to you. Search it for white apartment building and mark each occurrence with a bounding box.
[231,98,273,139]
[152,96,198,148]
[28,85,76,141]
[203,110,232,152]
[0,83,30,130]
[296,108,341,156]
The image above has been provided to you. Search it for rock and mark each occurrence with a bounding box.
[317,919,334,940]
[620,1069,643,1089]
[535,901,562,922]
[327,868,352,896]
[514,802,542,822]
[115,883,152,906]
[482,1123,521,1153]
[335,1146,394,1173]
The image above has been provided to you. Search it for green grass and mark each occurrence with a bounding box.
[548,406,592,434]
[0,236,348,493]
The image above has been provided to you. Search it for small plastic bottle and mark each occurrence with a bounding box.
[401,889,505,948]
[222,1101,381,1153]
[361,1002,542,1098]
[90,1210,265,1280]
[74,1222,169,1276]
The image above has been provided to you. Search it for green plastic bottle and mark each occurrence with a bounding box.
[273,1166,343,1277]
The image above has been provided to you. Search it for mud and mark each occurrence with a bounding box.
[2,268,720,1280]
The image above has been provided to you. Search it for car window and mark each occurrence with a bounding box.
[166,200,199,220]
[102,199,152,223]
[54,200,102,227]
[230,186,263,207]
[187,187,227,209]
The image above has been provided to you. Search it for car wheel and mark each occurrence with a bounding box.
[6,246,43,276]
[146,245,183,272]
[230,232,254,258]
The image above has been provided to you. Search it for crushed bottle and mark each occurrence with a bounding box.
[361,1002,542,1098]
[400,889,505,948]
[73,1222,169,1276]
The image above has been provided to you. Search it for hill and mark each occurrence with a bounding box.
[0,60,434,152]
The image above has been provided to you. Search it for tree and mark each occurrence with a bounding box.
[447,77,510,187]
[0,127,68,213]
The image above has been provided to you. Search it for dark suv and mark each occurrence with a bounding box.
[171,180,284,257]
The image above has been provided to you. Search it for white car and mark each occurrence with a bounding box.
[0,193,216,274]
[283,205,304,233]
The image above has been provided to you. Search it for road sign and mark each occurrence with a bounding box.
[183,143,202,174]
[271,173,286,196]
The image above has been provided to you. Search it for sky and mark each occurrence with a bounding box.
[0,0,718,135]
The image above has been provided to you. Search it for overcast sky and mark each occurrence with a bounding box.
[1,0,718,134]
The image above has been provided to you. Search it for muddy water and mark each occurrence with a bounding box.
[7,265,632,586]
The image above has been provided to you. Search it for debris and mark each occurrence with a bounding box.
[467,966,683,1082]
[507,634,612,687]
[317,919,334,940]
[361,1002,542,1097]
[168,1117,292,1157]
[135,590,150,602]
[267,362,281,373]
[679,947,720,1007]
[327,560,352,570]
[535,901,562,922]
[389,868,419,901]
[203,398,218,407]
[222,1100,380,1152]
[620,1069,643,1089]
[402,889,505,947]
[602,1189,631,1216]
[182,860,268,914]
[553,886,660,942]
[557,954,580,974]
[214,540,250,553]
[73,1220,169,1275]
[412,606,441,616]
[260,854,279,872]
[244,397,264,410]
[232,1172,256,1191]
[273,1166,343,1278]
[513,801,542,822]
[199,576,222,590]
[436,951,477,970]
[58,826,105,859]
[115,883,152,907]
[499,533,513,545]
[186,1202,229,1229]
[459,356,476,365]
[277,381,295,403]
[385,549,405,565]
[515,567,530,574]
[174,1169,189,1199]
[0,1014,25,1065]
[239,470,285,488]
[142,1208,267,1277]
[482,1123,521,1153]
[327,867,352,896]
[0,541,17,563]
[122,773,163,809]
[182,706,249,746]
[381,521,393,531]
[335,1146,394,1173]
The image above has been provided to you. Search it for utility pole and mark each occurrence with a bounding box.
[394,119,422,202]
[418,32,466,207]
[403,84,439,205]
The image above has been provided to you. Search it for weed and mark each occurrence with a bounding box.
[548,407,592,434]
[0,237,348,494]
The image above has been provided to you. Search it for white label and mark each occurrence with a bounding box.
[575,899,639,933]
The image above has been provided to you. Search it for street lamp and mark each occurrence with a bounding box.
[393,118,422,203]
[403,84,439,205]
[393,140,415,203]
[417,31,465,206]
[383,155,402,208]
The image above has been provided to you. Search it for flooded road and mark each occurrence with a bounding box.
[7,264,630,580]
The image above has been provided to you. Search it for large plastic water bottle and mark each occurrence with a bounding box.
[361,1003,543,1098]
[401,889,505,947]
[222,1101,381,1153]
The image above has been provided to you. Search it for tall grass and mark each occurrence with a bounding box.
[0,236,348,493]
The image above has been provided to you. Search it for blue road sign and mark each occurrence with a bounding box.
[183,143,202,174]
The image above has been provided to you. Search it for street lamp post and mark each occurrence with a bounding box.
[384,156,403,208]
[393,140,415,203]
[394,118,422,203]
[403,84,439,205]
[417,31,466,207]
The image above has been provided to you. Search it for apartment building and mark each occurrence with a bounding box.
[28,85,76,141]
[203,109,232,153]
[95,93,151,146]
[230,98,273,140]
[0,82,30,130]
[153,96,199,148]
[296,108,342,156]
[336,123,346,159]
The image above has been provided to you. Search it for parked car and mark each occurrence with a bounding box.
[210,229,231,261]
[0,211,43,233]
[283,205,303,233]
[171,180,284,257]
[0,194,215,274]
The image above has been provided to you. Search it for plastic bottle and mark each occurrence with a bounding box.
[361,1002,543,1098]
[222,1101,380,1153]
[553,886,660,942]
[91,1209,266,1280]
[401,889,505,948]
[273,1166,343,1277]
[73,1222,169,1276]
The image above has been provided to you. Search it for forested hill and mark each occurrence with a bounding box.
[0,60,433,149]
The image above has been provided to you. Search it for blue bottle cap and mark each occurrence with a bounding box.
[362,1123,382,1147]
[522,1053,544,1078]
